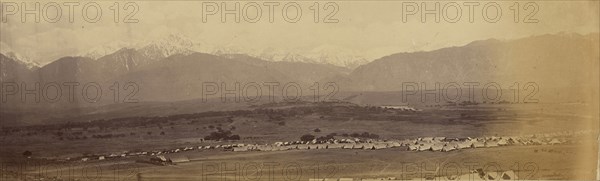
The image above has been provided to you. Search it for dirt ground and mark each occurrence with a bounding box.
[0,102,598,180]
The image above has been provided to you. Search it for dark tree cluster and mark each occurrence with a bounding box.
[204,130,240,141]
[300,134,315,142]
[91,133,127,139]
[342,132,380,139]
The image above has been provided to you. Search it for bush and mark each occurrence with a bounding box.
[314,128,321,132]
[229,135,240,140]
[300,134,315,142]
[22,151,32,157]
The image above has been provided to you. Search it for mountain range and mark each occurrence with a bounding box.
[71,34,370,69]
[1,32,598,108]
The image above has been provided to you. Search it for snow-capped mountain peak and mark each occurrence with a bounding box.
[248,45,369,68]
[78,34,212,60]
[78,41,135,60]
[3,51,41,69]
[138,34,197,59]
[305,45,369,68]
[0,43,41,69]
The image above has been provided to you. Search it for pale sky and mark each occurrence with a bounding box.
[0,1,598,64]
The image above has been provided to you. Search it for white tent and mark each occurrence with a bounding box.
[446,142,459,148]
[404,139,418,145]
[373,144,387,150]
[548,138,562,145]
[248,146,258,150]
[485,141,499,147]
[281,146,292,151]
[408,145,419,151]
[497,139,509,146]
[501,170,518,180]
[418,144,432,151]
[328,144,343,149]
[431,143,444,151]
[442,145,456,152]
[169,156,190,163]
[421,137,434,142]
[483,172,501,180]
[457,141,472,149]
[258,146,273,151]
[342,144,354,149]
[472,141,485,148]
[530,138,543,145]
[389,142,401,147]
[156,155,167,162]
[353,144,365,149]
[233,147,248,152]
[297,145,309,150]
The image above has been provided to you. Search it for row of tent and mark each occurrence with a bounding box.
[232,143,394,152]
[82,129,594,162]
[229,131,580,153]
[230,133,572,153]
[84,133,573,162]
[408,140,496,152]
[406,135,572,152]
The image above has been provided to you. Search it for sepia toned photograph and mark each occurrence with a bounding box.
[0,0,598,180]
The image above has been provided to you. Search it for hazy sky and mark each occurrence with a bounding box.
[0,1,598,64]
